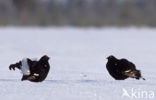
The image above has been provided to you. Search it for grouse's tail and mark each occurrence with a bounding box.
[123,69,145,80]
[135,70,145,80]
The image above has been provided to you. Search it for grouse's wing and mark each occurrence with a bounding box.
[118,59,136,71]
[119,59,140,78]
[128,61,136,70]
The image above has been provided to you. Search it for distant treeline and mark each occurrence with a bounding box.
[0,0,156,26]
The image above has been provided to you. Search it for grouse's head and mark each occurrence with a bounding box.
[107,55,116,60]
[40,55,50,61]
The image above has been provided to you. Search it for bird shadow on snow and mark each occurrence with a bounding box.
[45,79,156,86]
[0,79,19,82]
[0,79,104,83]
[0,79,155,86]
[45,79,105,84]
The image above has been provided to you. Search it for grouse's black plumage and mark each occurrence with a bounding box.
[106,55,145,80]
[9,55,50,82]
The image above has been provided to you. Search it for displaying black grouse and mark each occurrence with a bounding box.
[106,55,145,80]
[9,55,50,82]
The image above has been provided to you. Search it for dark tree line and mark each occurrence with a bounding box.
[0,0,156,26]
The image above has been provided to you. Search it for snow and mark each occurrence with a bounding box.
[0,26,156,100]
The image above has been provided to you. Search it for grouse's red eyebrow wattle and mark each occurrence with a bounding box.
[108,56,113,58]
[45,55,49,58]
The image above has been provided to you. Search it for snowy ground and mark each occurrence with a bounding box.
[0,26,156,100]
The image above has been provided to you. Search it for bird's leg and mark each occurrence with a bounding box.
[27,76,36,80]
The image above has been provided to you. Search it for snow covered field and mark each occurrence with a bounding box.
[0,27,156,100]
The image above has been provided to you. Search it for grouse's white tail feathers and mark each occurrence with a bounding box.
[21,58,31,75]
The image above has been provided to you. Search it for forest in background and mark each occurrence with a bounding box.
[0,0,156,26]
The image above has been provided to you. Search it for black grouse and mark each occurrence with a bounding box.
[9,55,50,82]
[106,55,145,80]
